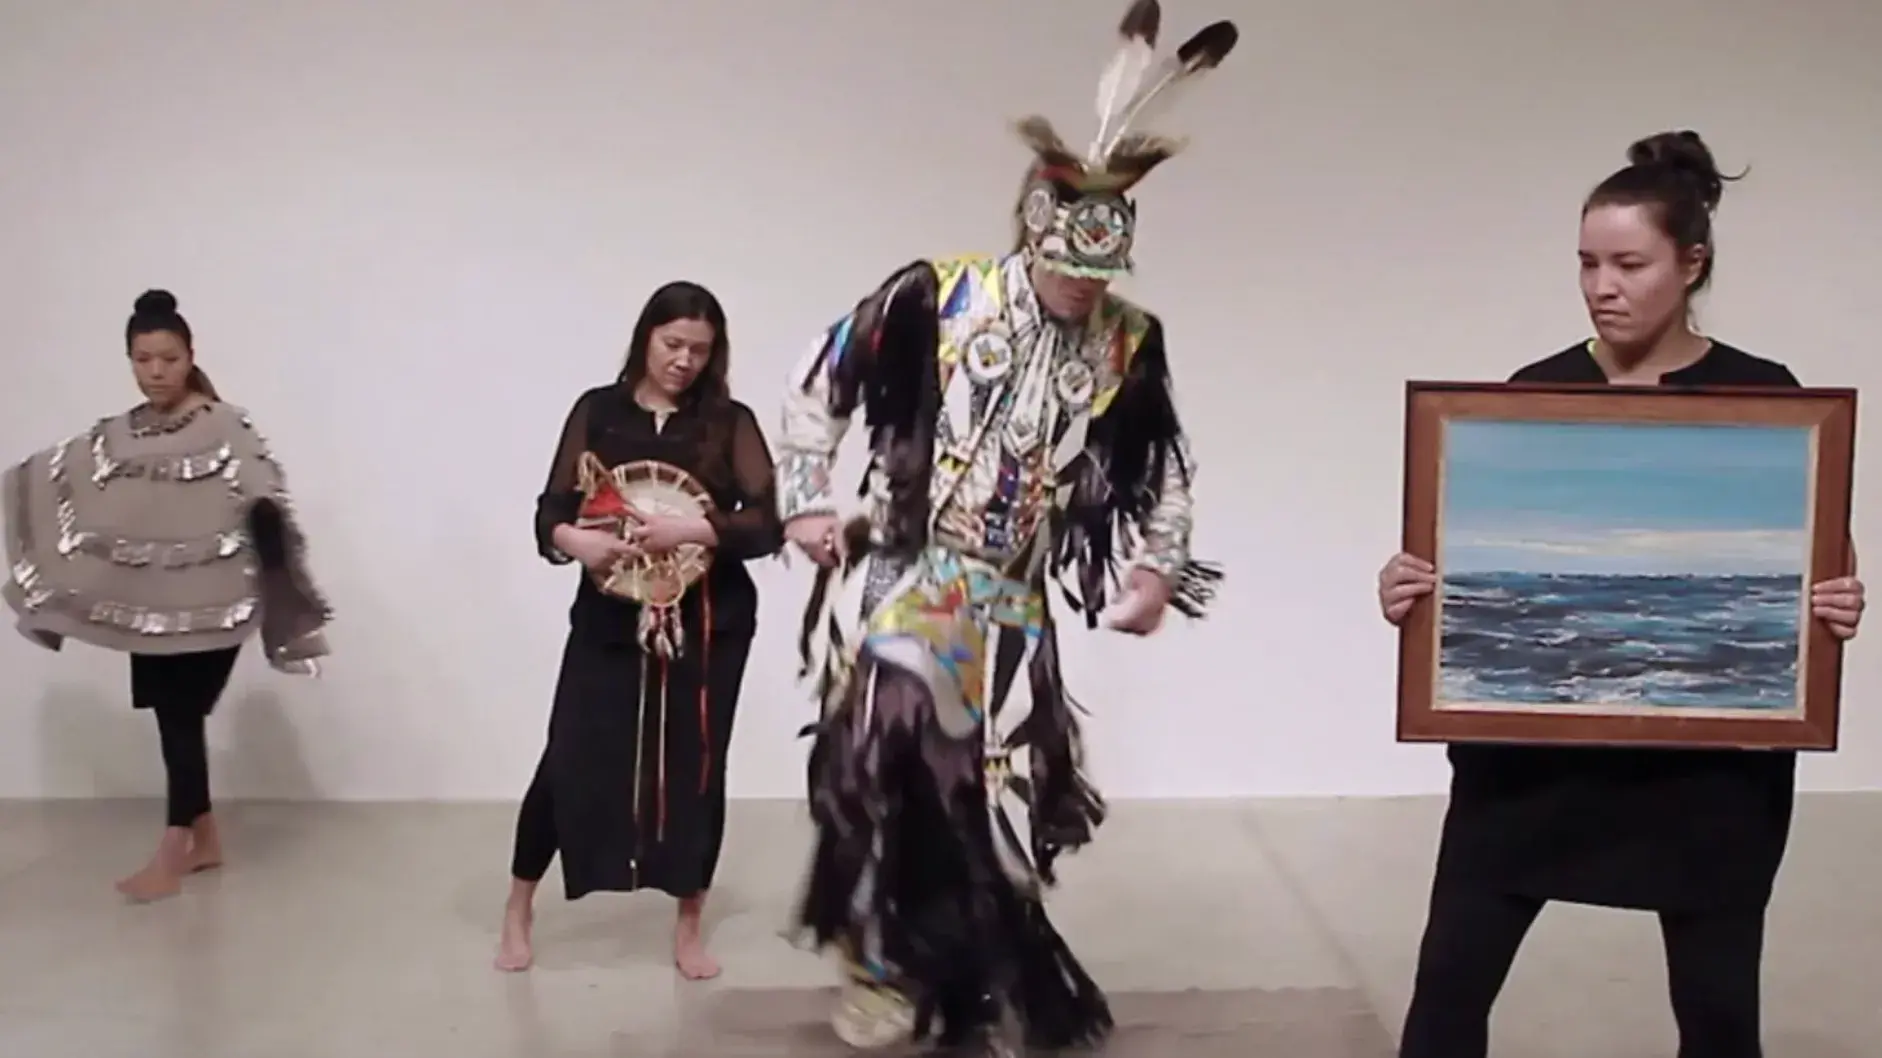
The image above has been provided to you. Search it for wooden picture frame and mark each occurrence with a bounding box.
[1396,381,1857,751]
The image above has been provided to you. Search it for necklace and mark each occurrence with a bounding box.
[126,402,207,438]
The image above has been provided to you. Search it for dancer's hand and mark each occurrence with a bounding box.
[554,524,640,573]
[1106,568,1172,635]
[785,513,842,567]
[1378,552,1436,625]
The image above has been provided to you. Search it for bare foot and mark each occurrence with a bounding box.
[494,905,533,972]
[674,929,720,980]
[116,828,191,903]
[494,880,537,973]
[115,862,184,902]
[186,815,223,873]
[674,895,720,981]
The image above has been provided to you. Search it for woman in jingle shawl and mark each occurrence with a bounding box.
[494,280,783,981]
[2,289,331,902]
[773,3,1234,1052]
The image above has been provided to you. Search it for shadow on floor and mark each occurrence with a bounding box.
[677,985,1396,1056]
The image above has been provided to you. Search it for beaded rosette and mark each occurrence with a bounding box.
[574,452,714,658]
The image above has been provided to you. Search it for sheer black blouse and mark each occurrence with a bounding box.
[534,384,783,642]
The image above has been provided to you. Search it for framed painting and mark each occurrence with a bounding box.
[1396,381,1857,750]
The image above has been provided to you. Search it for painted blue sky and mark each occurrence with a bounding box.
[1441,419,1813,576]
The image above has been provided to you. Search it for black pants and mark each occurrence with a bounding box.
[1399,884,1765,1058]
[510,758,557,882]
[129,647,242,829]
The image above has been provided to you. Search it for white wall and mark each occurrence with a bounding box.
[3,0,1880,802]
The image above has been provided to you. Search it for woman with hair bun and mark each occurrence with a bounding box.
[1,289,333,902]
[1375,132,1866,1057]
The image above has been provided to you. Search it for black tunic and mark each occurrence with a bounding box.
[1434,339,1807,913]
[531,384,783,899]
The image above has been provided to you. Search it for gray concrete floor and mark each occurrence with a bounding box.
[0,794,1877,1056]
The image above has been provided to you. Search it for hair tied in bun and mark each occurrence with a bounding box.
[1625,130,1745,214]
[133,289,180,317]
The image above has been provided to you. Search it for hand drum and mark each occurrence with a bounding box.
[574,451,716,656]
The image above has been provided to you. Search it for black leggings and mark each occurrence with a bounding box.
[1399,884,1765,1058]
[510,758,557,882]
[130,648,241,829]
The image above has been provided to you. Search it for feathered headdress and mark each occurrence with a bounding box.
[1011,2,1238,278]
[1015,0,1239,197]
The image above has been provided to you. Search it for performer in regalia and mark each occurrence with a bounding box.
[773,3,1236,1051]
[3,289,331,901]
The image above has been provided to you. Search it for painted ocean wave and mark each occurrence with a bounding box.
[1437,571,1802,709]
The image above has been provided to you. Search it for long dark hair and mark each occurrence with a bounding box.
[1583,130,1741,297]
[126,288,219,399]
[616,280,730,404]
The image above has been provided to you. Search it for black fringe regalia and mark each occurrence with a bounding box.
[786,260,1221,1051]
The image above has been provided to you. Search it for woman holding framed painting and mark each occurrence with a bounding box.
[1376,130,1866,1058]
